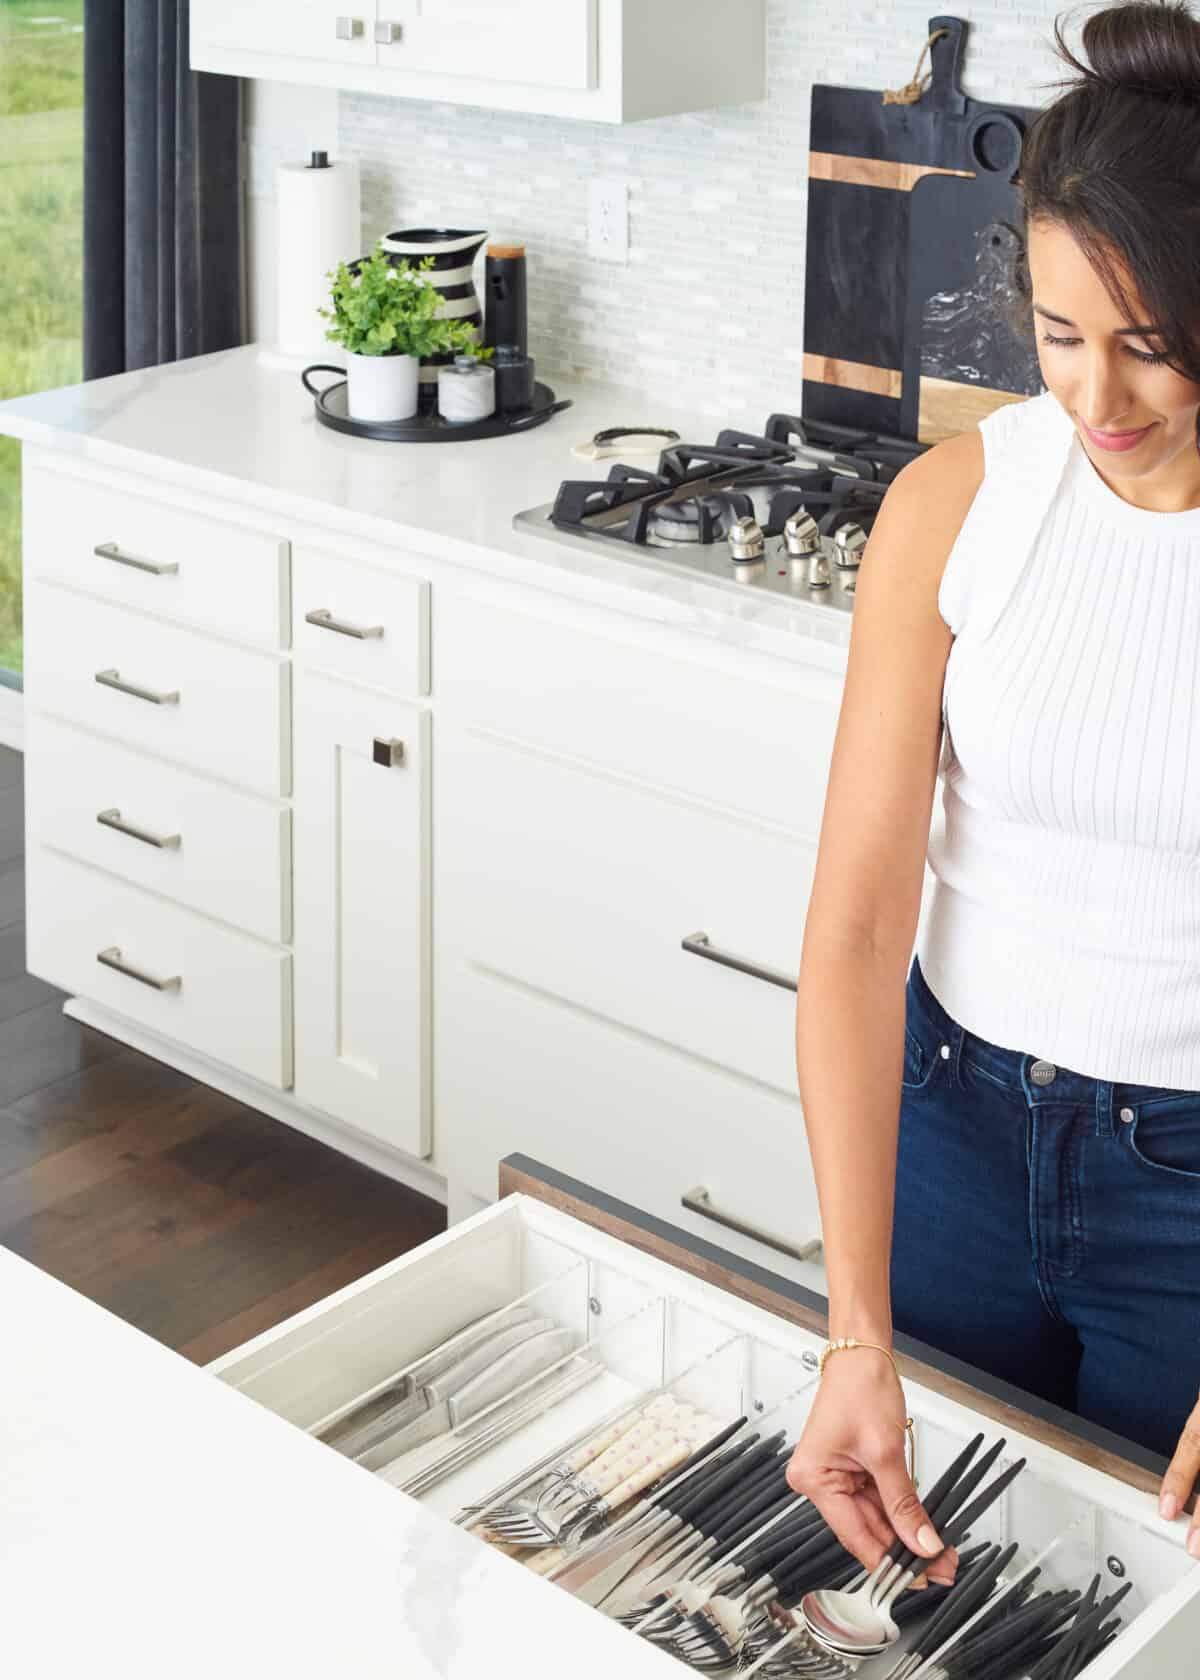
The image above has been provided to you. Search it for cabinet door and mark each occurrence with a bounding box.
[293,669,431,1158]
[376,0,596,90]
[192,0,378,65]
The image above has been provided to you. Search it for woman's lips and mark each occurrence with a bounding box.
[1081,419,1155,453]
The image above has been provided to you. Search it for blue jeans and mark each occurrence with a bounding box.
[890,953,1200,1461]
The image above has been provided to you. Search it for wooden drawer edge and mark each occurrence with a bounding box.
[498,1154,1176,1507]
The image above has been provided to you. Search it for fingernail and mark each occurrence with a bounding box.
[1189,1530,1200,1561]
[1161,1493,1179,1521]
[917,1524,942,1556]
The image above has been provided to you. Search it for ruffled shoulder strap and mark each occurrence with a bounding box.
[937,389,1077,643]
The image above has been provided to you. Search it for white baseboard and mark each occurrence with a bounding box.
[0,684,24,752]
[62,996,449,1206]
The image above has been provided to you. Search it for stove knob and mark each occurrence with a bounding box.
[783,510,820,559]
[833,523,867,570]
[728,515,766,563]
[806,548,832,590]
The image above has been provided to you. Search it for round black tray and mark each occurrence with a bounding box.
[301,365,571,443]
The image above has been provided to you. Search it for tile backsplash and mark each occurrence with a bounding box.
[247,1,1077,422]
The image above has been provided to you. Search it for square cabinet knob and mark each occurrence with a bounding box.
[373,737,406,768]
[375,20,403,43]
[335,16,365,40]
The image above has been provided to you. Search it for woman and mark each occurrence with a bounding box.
[787,0,1200,1588]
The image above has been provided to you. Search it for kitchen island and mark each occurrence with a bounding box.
[5,1156,1198,1679]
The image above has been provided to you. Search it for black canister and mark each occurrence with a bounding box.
[493,345,537,415]
[483,241,528,355]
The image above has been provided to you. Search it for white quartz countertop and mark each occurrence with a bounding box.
[3,1244,681,1679]
[0,344,852,671]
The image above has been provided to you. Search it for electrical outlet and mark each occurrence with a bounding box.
[588,177,629,263]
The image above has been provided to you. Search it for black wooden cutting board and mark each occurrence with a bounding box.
[802,14,1042,440]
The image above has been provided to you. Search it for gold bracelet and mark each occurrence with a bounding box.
[818,1336,900,1381]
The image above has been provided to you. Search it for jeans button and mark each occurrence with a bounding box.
[1119,1106,1134,1124]
[939,1044,950,1060]
[1030,1059,1058,1086]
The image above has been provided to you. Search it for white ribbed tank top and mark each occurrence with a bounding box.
[917,390,1200,1088]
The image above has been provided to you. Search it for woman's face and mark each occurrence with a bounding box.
[1027,217,1200,495]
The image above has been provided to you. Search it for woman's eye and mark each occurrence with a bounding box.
[1038,331,1168,366]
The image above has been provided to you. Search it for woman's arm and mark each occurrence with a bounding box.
[786,427,984,1576]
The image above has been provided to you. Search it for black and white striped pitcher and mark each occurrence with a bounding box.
[381,228,487,411]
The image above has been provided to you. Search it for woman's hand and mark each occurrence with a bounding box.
[785,1352,959,1588]
[1158,1392,1200,1558]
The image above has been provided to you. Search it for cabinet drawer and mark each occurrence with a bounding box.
[436,588,842,834]
[438,952,824,1290]
[439,720,808,1098]
[292,545,430,697]
[209,1184,1200,1676]
[25,713,290,944]
[23,457,289,649]
[25,582,289,797]
[25,847,293,1089]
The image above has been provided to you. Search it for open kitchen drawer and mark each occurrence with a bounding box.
[210,1159,1200,1677]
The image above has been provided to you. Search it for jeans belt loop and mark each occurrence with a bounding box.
[950,1022,966,1089]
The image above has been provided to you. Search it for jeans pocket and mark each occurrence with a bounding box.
[1126,1096,1200,1180]
[901,988,941,1093]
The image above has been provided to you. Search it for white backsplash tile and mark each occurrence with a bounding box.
[250,0,1076,419]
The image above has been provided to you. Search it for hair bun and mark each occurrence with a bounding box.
[1075,0,1200,97]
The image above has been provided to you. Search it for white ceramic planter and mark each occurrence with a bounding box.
[344,351,419,423]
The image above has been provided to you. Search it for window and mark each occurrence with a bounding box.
[0,1,84,679]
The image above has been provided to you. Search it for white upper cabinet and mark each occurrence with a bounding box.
[376,0,597,92]
[190,0,766,123]
[192,0,380,66]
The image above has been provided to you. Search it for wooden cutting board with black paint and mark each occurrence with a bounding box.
[802,14,1043,441]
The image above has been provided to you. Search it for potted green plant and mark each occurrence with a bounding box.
[319,244,487,423]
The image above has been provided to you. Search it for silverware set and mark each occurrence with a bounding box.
[467,1411,1134,1679]
[309,1305,1135,1679]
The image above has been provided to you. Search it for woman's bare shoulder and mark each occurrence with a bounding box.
[890,426,984,523]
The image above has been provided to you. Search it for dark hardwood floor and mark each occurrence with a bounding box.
[0,743,446,1364]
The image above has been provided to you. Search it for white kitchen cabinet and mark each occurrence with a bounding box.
[207,1163,1200,1678]
[189,0,766,123]
[292,667,432,1158]
[375,0,597,91]
[431,579,928,1263]
[191,0,379,66]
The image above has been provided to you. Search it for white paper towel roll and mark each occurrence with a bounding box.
[275,155,362,360]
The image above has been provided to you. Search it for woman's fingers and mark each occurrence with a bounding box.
[866,1434,945,1563]
[815,1489,891,1572]
[856,1477,957,1586]
[1160,1393,1200,1558]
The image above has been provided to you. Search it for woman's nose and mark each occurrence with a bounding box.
[1078,353,1137,430]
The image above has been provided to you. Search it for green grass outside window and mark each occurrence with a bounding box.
[0,0,85,674]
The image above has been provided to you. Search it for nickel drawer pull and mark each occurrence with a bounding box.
[682,1186,823,1265]
[94,541,179,576]
[95,668,180,706]
[97,946,182,992]
[682,931,797,994]
[305,607,384,640]
[97,808,182,850]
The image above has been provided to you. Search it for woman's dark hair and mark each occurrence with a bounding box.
[1012,2,1200,426]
